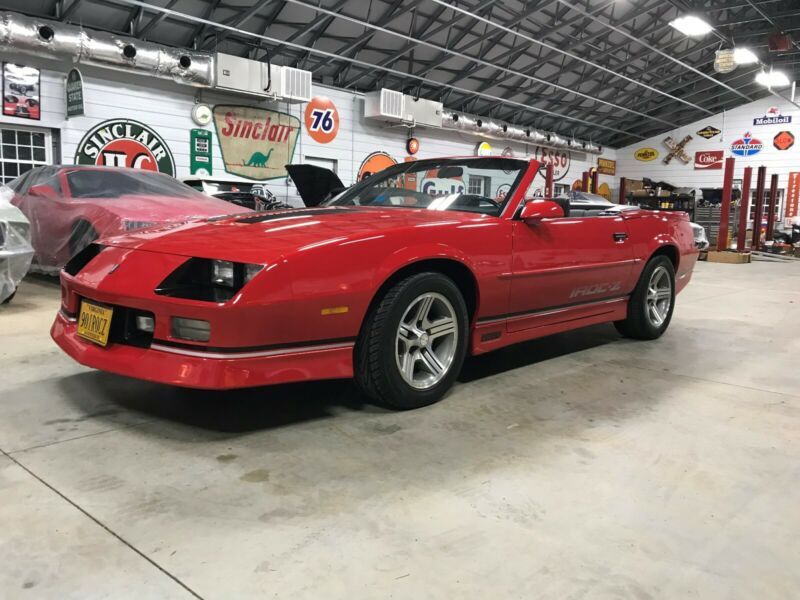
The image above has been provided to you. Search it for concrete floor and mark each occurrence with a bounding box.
[1,261,798,599]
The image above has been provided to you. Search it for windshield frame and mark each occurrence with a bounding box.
[323,157,532,217]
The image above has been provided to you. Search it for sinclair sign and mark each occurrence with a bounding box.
[213,105,300,180]
[74,119,175,175]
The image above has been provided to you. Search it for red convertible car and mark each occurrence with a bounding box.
[52,157,700,409]
[9,166,249,269]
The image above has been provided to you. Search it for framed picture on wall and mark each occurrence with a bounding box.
[2,63,41,121]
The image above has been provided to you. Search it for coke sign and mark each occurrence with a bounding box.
[694,150,724,170]
[534,147,570,181]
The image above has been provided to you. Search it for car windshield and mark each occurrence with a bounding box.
[66,169,207,200]
[325,157,528,216]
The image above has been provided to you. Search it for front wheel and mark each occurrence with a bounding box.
[355,272,469,410]
[614,255,675,340]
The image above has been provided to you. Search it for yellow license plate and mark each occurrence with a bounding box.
[77,301,114,347]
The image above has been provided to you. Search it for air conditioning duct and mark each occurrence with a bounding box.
[0,10,213,86]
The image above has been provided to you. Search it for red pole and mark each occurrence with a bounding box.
[717,156,735,251]
[618,177,627,205]
[766,174,779,241]
[545,163,554,198]
[590,169,599,194]
[751,166,767,251]
[581,171,590,192]
[737,167,752,253]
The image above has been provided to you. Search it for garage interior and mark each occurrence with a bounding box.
[1,0,799,598]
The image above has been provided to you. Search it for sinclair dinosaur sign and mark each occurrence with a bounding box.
[213,105,300,180]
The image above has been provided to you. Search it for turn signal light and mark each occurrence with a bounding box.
[171,317,210,342]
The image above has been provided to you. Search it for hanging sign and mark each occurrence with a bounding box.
[213,105,300,180]
[694,150,724,170]
[753,107,791,126]
[634,148,659,161]
[65,68,84,118]
[475,141,493,156]
[358,151,396,181]
[406,137,419,155]
[696,125,721,139]
[534,147,570,181]
[303,96,339,144]
[597,157,616,175]
[2,63,41,120]
[730,132,763,157]
[786,172,800,220]
[190,128,212,176]
[773,131,794,151]
[74,118,175,175]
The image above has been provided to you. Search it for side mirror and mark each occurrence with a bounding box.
[519,200,564,224]
[28,184,57,198]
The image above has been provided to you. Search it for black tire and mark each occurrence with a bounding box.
[2,289,16,304]
[69,220,98,258]
[614,255,675,340]
[355,272,469,410]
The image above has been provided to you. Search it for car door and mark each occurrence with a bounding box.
[507,206,635,332]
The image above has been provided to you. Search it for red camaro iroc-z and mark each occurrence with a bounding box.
[52,157,700,409]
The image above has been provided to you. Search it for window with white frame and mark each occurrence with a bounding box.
[468,175,490,195]
[0,126,50,185]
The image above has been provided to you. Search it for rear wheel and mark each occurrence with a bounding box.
[355,272,469,410]
[68,220,98,259]
[614,255,675,340]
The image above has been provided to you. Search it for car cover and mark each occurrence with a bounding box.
[0,186,34,303]
[286,164,346,207]
[11,166,251,273]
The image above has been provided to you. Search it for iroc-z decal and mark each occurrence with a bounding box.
[569,281,622,299]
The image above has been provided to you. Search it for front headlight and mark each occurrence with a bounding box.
[212,260,235,287]
[157,258,264,302]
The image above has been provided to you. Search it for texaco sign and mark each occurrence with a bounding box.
[74,119,175,176]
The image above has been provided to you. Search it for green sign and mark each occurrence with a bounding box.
[74,119,175,176]
[190,129,213,175]
[66,68,84,117]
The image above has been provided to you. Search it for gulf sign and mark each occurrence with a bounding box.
[421,168,464,197]
[694,150,724,170]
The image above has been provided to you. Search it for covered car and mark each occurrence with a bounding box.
[9,165,251,271]
[0,185,34,304]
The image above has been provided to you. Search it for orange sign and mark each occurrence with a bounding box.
[358,151,396,181]
[786,172,800,220]
[304,96,339,144]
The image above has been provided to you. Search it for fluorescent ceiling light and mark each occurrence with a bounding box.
[669,15,713,37]
[755,70,791,88]
[733,47,759,65]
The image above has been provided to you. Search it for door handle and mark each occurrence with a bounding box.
[613,232,628,241]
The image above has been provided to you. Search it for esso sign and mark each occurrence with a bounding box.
[535,147,570,181]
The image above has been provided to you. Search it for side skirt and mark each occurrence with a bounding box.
[470,296,629,355]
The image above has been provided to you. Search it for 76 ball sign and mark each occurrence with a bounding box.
[304,96,339,144]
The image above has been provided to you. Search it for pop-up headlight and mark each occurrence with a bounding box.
[156,258,263,302]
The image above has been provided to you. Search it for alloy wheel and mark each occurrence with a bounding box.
[395,292,459,390]
[646,265,672,327]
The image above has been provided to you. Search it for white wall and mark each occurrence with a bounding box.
[616,95,800,197]
[0,55,617,206]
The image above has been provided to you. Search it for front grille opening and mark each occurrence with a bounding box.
[107,305,155,348]
[64,243,103,276]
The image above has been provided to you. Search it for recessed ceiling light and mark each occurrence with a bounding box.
[755,70,791,88]
[669,15,713,37]
[733,47,759,65]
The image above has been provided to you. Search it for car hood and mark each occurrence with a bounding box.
[85,193,251,222]
[102,206,488,263]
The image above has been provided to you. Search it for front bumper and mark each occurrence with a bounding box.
[52,311,354,389]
